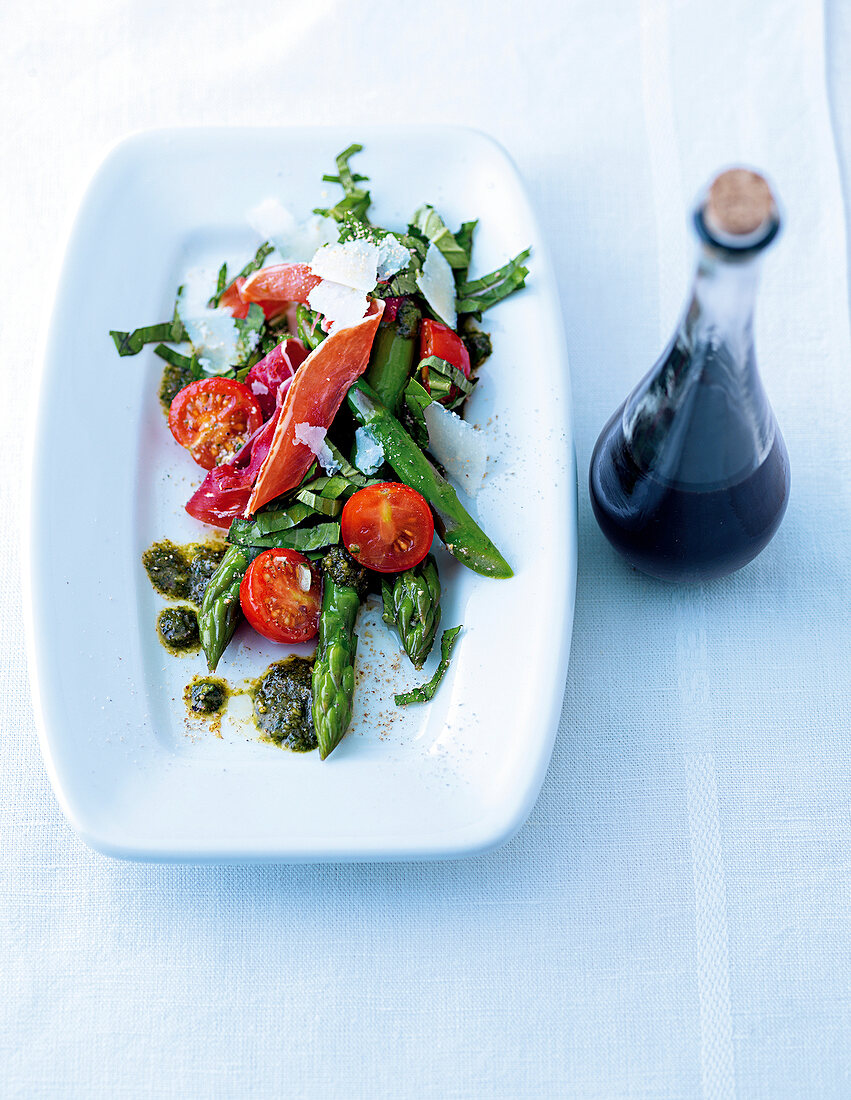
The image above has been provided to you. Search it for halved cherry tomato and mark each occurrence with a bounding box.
[420,319,471,379]
[341,483,434,573]
[168,379,263,470]
[239,548,321,644]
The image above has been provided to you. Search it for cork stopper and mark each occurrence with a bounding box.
[705,169,775,238]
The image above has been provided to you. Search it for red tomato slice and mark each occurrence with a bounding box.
[184,410,280,527]
[239,548,321,644]
[341,483,434,573]
[169,379,263,470]
[420,319,471,378]
[246,300,384,516]
[240,263,322,305]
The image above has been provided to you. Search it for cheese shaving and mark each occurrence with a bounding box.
[416,243,457,328]
[306,280,369,332]
[423,402,487,496]
[177,266,239,375]
[376,236,411,280]
[309,240,380,291]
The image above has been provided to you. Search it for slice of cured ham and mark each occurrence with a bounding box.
[246,300,384,515]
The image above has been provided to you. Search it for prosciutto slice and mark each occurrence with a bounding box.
[184,339,307,527]
[246,300,384,515]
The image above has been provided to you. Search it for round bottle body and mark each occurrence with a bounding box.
[589,407,790,583]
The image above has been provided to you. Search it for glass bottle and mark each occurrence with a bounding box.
[589,168,790,583]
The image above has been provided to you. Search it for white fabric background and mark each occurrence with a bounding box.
[3,1,851,1097]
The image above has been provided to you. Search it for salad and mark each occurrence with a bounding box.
[112,144,530,760]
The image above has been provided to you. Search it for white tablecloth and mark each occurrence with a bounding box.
[3,1,850,1097]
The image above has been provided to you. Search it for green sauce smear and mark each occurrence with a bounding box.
[251,657,317,753]
[143,540,226,606]
[157,606,200,654]
[159,362,194,412]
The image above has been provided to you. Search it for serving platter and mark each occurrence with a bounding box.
[24,126,576,861]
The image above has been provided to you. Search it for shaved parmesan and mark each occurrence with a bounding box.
[353,427,384,475]
[310,240,380,291]
[247,199,337,262]
[307,280,369,333]
[416,243,457,328]
[294,422,328,456]
[423,401,487,497]
[376,236,411,280]
[293,423,340,474]
[177,267,239,375]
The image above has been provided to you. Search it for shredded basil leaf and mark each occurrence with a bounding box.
[375,270,420,298]
[110,307,187,356]
[229,502,316,545]
[237,522,341,553]
[412,205,468,270]
[208,243,274,307]
[153,344,203,379]
[455,220,478,278]
[295,474,355,516]
[455,248,531,314]
[322,440,370,486]
[403,378,433,448]
[210,262,228,306]
[237,242,274,282]
[394,626,462,705]
[314,145,371,224]
[418,355,476,399]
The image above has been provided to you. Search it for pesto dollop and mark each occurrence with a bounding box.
[186,677,228,715]
[186,545,226,605]
[252,657,317,753]
[157,606,199,653]
[143,540,225,605]
[159,362,194,412]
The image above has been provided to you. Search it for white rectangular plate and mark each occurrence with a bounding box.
[25,127,576,862]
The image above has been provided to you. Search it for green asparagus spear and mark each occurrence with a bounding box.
[312,548,368,760]
[394,626,462,706]
[364,300,421,414]
[198,544,259,672]
[381,554,441,669]
[346,380,512,579]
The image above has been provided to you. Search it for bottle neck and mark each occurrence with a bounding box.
[683,244,761,363]
[623,240,776,489]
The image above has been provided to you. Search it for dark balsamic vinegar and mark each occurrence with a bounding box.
[589,168,790,583]
[589,413,790,583]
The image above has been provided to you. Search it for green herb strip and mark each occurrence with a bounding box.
[241,522,341,553]
[455,248,531,314]
[229,502,316,545]
[412,205,468,270]
[418,355,476,407]
[322,440,370,486]
[154,344,203,378]
[110,307,187,356]
[403,377,433,448]
[314,144,371,224]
